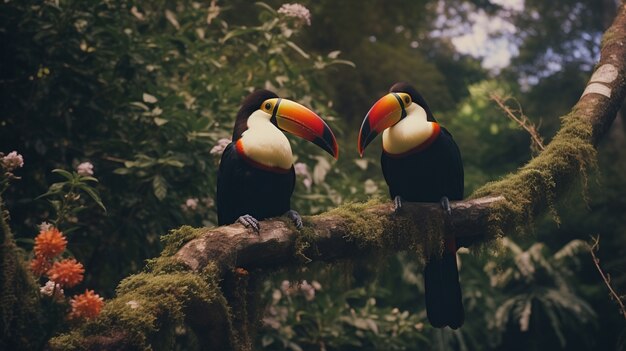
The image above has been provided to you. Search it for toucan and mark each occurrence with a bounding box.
[357,82,464,329]
[217,89,338,232]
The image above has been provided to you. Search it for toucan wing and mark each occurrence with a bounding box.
[217,142,240,226]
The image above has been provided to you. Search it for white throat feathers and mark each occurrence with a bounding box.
[382,103,440,156]
[237,109,294,171]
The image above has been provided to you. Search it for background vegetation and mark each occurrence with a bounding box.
[1,0,624,350]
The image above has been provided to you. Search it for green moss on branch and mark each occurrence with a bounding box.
[49,227,231,351]
[471,110,597,239]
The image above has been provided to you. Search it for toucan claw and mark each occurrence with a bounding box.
[238,214,260,234]
[286,210,303,229]
[393,195,403,214]
[440,196,452,216]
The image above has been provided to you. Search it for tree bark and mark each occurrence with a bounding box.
[175,196,504,274]
[50,3,626,350]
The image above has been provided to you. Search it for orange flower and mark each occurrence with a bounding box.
[47,258,84,288]
[30,256,53,276]
[69,289,104,320]
[34,227,67,259]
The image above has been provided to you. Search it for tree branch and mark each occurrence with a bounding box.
[589,235,626,319]
[491,93,545,153]
[175,196,505,274]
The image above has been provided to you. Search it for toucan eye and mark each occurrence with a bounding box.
[265,102,272,110]
[404,96,410,105]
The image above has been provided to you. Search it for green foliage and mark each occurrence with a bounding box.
[443,80,535,194]
[485,238,597,350]
[258,269,429,351]
[0,0,351,293]
[38,169,106,228]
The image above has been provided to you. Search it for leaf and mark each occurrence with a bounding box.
[206,1,221,24]
[327,50,341,59]
[154,117,169,126]
[143,93,158,104]
[254,2,277,14]
[113,168,131,175]
[365,318,379,334]
[286,40,310,59]
[130,102,150,111]
[221,27,259,43]
[328,59,356,68]
[15,238,35,246]
[76,184,107,212]
[125,155,156,168]
[36,182,66,199]
[159,159,185,168]
[554,239,587,261]
[354,159,368,170]
[78,176,99,183]
[209,58,223,68]
[165,10,180,30]
[261,335,274,347]
[52,169,74,181]
[49,200,61,213]
[152,175,167,200]
[286,342,303,351]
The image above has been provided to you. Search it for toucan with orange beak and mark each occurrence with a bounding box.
[217,90,338,232]
[358,82,464,329]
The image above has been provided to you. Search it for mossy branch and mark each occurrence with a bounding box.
[175,196,504,274]
[49,4,626,350]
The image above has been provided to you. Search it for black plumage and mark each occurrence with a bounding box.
[217,142,295,226]
[381,82,465,329]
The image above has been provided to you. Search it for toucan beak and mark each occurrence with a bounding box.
[357,93,407,156]
[275,99,339,159]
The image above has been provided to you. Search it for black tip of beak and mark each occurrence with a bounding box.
[357,117,377,156]
[313,125,339,159]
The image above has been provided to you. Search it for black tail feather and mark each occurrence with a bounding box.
[424,250,464,329]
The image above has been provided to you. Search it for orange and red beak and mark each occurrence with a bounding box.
[357,93,409,156]
[272,98,339,159]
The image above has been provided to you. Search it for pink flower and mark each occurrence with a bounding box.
[202,197,215,208]
[184,198,199,210]
[40,280,65,300]
[300,280,316,301]
[1,151,24,171]
[76,162,94,176]
[278,3,311,26]
[294,162,308,176]
[39,221,53,232]
[210,138,231,156]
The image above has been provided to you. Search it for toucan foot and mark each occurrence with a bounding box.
[440,196,452,216]
[286,210,303,229]
[393,195,403,214]
[238,214,260,234]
